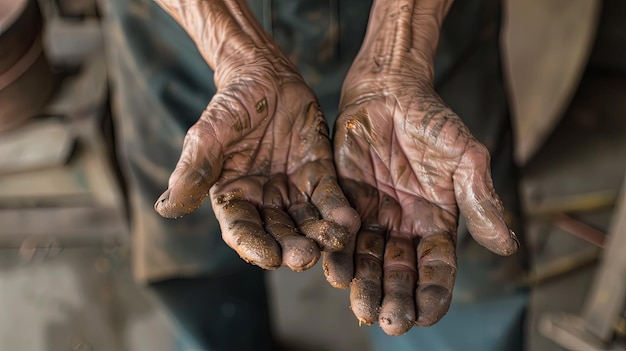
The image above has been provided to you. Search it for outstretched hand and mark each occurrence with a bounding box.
[153,31,359,272]
[326,75,519,335]
[320,0,519,335]
[153,0,517,337]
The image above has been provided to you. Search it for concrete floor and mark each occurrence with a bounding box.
[0,245,372,351]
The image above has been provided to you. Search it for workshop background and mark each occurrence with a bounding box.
[0,0,625,350]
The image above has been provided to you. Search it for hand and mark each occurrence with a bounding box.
[153,0,360,272]
[323,0,519,335]
[327,73,519,335]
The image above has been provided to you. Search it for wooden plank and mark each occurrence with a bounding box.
[582,177,626,341]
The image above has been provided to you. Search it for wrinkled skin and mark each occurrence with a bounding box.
[154,0,360,272]
[330,78,518,335]
[154,0,518,336]
[324,1,519,335]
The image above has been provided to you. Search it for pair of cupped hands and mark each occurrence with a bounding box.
[152,10,518,336]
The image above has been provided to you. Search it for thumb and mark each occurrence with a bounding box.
[155,112,224,219]
[453,141,519,256]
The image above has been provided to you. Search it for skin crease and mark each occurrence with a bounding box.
[152,0,361,272]
[326,0,520,336]
[153,0,519,336]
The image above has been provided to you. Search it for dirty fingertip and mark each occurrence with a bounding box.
[234,231,282,270]
[280,236,320,272]
[323,252,353,288]
[154,188,181,218]
[415,285,452,327]
[154,189,170,211]
[379,309,414,336]
[350,279,381,325]
[378,292,416,336]
[154,185,208,219]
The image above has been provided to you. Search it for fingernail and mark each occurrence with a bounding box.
[155,190,169,210]
[509,229,520,249]
[154,189,177,218]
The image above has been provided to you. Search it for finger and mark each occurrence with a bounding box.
[453,141,519,256]
[379,236,417,336]
[322,179,379,288]
[262,207,320,271]
[288,202,348,251]
[311,176,361,287]
[262,176,319,271]
[311,176,361,238]
[155,119,223,218]
[322,240,355,289]
[349,225,385,325]
[415,233,457,326]
[213,189,281,270]
[261,179,320,272]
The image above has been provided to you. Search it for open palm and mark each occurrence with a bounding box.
[328,77,519,335]
[155,61,359,272]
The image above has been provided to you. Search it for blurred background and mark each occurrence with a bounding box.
[0,0,625,350]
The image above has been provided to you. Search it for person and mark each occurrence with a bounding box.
[102,0,528,349]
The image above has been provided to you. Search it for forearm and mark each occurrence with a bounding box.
[153,0,293,83]
[353,0,453,81]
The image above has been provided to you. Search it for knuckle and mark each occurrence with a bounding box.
[474,141,490,158]
[465,140,491,167]
[185,122,207,142]
[184,127,200,145]
[186,119,219,148]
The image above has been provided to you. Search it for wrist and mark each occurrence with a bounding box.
[349,0,453,83]
[155,0,296,85]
